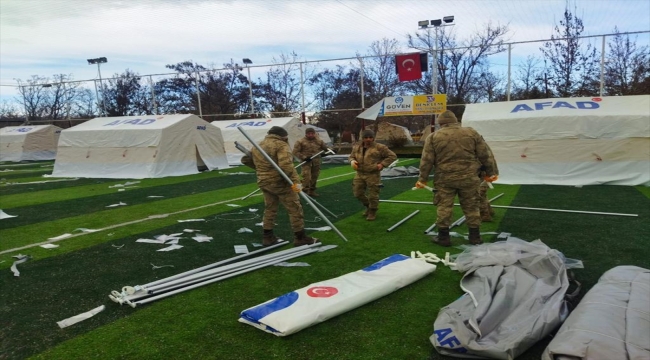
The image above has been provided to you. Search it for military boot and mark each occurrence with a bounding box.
[293,230,319,247]
[262,229,280,247]
[432,228,451,247]
[468,227,483,245]
[366,208,377,221]
[362,205,369,217]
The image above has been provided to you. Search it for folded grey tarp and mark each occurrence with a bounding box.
[542,265,650,360]
[320,154,349,164]
[431,238,583,359]
[380,166,419,178]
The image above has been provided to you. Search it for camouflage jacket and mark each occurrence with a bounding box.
[292,137,328,164]
[349,142,397,174]
[418,123,498,185]
[251,134,300,187]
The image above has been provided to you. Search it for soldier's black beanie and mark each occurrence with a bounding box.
[362,129,375,138]
[437,110,458,125]
[305,127,316,134]
[268,126,288,137]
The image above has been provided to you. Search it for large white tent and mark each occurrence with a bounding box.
[462,95,650,186]
[0,124,62,162]
[52,114,229,179]
[211,117,303,166]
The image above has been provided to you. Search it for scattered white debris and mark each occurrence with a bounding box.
[304,226,332,232]
[11,254,30,276]
[157,244,183,252]
[177,219,206,223]
[226,204,241,207]
[48,233,72,241]
[105,202,127,208]
[0,210,17,219]
[57,305,105,329]
[112,244,124,249]
[192,235,213,242]
[147,195,164,198]
[40,244,59,249]
[183,229,200,233]
[237,228,253,233]
[151,263,174,270]
[249,208,259,212]
[274,262,311,267]
[234,245,249,254]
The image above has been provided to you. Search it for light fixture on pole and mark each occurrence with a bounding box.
[87,57,107,117]
[242,58,254,116]
[417,16,454,95]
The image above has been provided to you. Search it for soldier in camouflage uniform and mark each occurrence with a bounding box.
[349,129,397,221]
[416,110,498,246]
[478,143,499,221]
[292,127,330,197]
[241,126,319,247]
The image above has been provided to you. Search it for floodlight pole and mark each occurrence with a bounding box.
[243,58,254,116]
[236,126,348,242]
[88,57,108,117]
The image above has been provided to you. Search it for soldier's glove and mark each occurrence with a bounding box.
[291,183,303,193]
[303,157,312,162]
[351,160,359,170]
[377,163,384,171]
[484,175,499,183]
[415,181,427,189]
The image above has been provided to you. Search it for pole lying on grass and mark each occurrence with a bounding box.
[386,210,420,232]
[380,199,639,217]
[303,193,338,218]
[130,246,322,307]
[110,243,323,306]
[237,126,348,242]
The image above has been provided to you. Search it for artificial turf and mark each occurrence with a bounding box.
[0,160,648,360]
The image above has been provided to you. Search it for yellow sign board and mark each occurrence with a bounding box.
[413,94,447,115]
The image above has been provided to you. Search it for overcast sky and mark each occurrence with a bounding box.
[1,0,649,98]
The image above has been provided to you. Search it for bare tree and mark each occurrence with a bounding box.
[0,100,20,120]
[15,75,50,121]
[605,28,650,96]
[358,38,402,102]
[511,55,548,100]
[407,22,509,105]
[540,7,600,97]
[259,51,317,118]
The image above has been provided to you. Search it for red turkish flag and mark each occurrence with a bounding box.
[396,53,422,82]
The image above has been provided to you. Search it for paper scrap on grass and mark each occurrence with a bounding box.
[237,228,253,233]
[304,226,332,232]
[106,202,127,208]
[155,234,182,242]
[234,245,249,254]
[73,228,99,233]
[255,222,263,227]
[183,229,200,233]
[40,244,59,249]
[192,235,213,242]
[147,195,164,198]
[11,254,30,276]
[0,210,17,219]
[249,208,259,212]
[49,233,72,241]
[226,204,241,207]
[274,262,310,267]
[251,242,263,248]
[157,244,183,252]
[164,238,180,245]
[136,238,166,244]
[118,189,125,192]
[178,219,205,223]
[57,305,105,329]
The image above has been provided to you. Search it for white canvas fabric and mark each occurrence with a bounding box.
[211,117,303,166]
[542,266,650,360]
[239,254,436,336]
[462,95,650,186]
[0,125,62,162]
[52,114,228,179]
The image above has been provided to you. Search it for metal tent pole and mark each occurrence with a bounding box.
[237,126,348,241]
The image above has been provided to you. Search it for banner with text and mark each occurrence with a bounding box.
[381,95,447,117]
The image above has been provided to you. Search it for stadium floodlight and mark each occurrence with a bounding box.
[443,16,454,23]
[87,57,107,116]
[418,20,430,28]
[242,58,254,114]
[242,58,252,65]
[431,19,442,27]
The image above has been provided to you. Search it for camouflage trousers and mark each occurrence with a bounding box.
[434,177,481,228]
[352,172,381,210]
[479,182,494,218]
[300,161,321,192]
[261,184,304,232]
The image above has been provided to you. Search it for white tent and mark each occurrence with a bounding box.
[211,117,303,166]
[52,114,229,179]
[462,95,650,186]
[364,122,413,142]
[0,125,62,162]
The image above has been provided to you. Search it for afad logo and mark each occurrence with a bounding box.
[511,98,601,113]
[306,286,338,298]
[225,120,272,128]
[104,118,157,126]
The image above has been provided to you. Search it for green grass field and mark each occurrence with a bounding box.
[0,160,648,360]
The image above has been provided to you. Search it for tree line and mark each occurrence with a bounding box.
[2,8,648,138]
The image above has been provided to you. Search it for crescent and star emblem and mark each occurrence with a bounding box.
[402,59,415,71]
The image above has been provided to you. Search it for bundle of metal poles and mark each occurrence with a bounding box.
[109,242,324,308]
